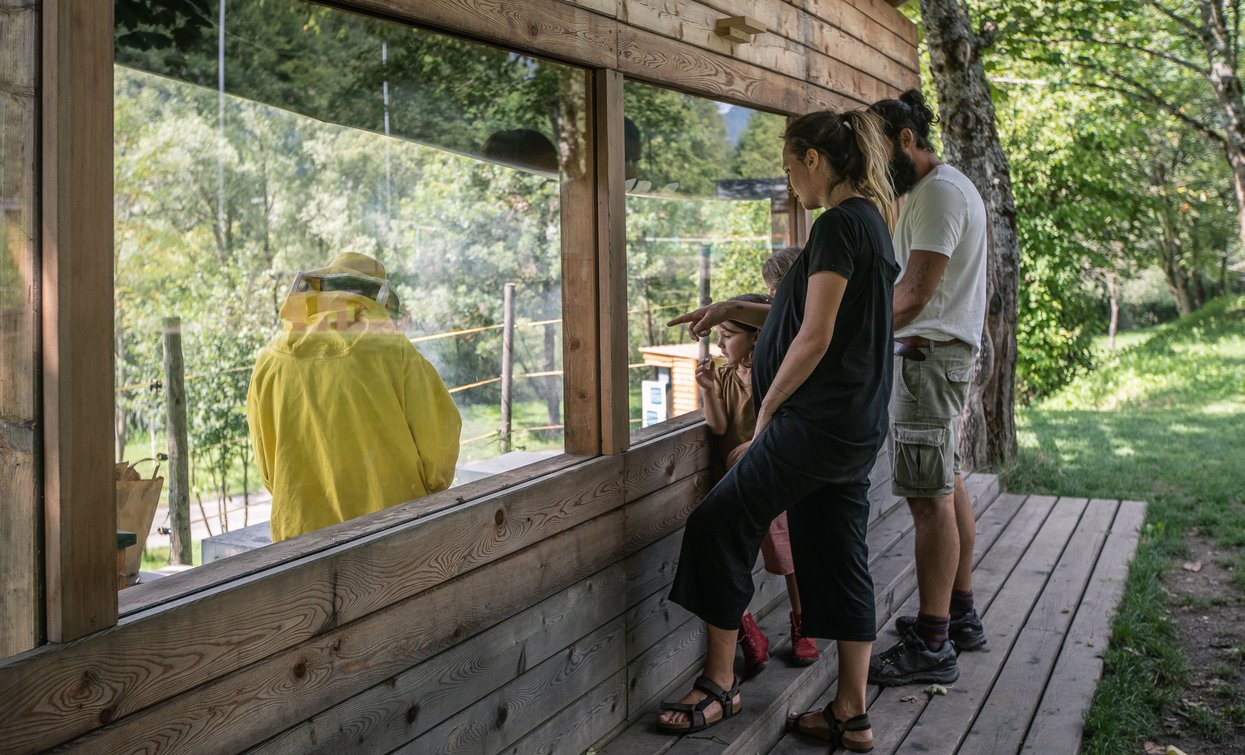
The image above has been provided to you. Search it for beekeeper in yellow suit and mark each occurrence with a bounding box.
[247,252,461,543]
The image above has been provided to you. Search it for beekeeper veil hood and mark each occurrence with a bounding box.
[289,252,400,317]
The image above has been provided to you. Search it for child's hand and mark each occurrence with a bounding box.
[725,440,751,469]
[694,358,716,391]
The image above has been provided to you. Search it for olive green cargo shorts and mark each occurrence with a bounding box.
[889,341,975,498]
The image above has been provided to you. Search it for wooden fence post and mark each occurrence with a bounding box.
[162,317,192,565]
[698,245,711,361]
[500,283,515,453]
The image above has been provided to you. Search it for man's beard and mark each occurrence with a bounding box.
[889,149,920,196]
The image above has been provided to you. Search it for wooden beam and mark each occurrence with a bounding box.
[347,0,618,69]
[0,0,41,659]
[618,25,806,114]
[560,68,602,456]
[594,69,630,454]
[41,0,117,643]
[119,453,585,617]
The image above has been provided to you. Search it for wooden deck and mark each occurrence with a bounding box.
[598,478,1145,755]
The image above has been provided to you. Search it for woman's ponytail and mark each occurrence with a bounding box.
[785,108,897,230]
[839,109,897,231]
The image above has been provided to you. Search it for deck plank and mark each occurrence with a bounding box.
[639,474,1000,755]
[394,618,626,754]
[958,499,1120,755]
[716,482,1017,755]
[880,498,1090,755]
[1019,500,1147,755]
[771,492,1046,755]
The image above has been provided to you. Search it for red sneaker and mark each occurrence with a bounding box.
[737,611,770,678]
[790,611,819,666]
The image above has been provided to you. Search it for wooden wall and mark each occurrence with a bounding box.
[352,0,920,114]
[0,0,919,751]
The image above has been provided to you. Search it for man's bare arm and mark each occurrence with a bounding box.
[893,249,950,330]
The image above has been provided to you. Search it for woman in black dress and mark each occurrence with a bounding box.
[656,108,899,753]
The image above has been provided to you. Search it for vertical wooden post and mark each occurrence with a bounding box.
[0,0,41,656]
[595,69,629,454]
[42,0,117,642]
[698,245,711,362]
[162,317,192,565]
[558,68,601,456]
[499,283,515,453]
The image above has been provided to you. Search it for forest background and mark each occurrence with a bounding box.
[104,0,1243,535]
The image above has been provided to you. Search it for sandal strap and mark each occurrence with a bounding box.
[840,713,872,732]
[691,674,738,705]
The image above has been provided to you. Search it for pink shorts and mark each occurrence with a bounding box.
[725,440,795,576]
[760,511,795,575]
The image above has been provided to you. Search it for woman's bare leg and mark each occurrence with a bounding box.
[656,623,740,727]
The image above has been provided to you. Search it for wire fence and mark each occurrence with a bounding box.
[115,302,693,396]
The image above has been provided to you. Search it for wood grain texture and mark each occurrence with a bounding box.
[0,0,40,659]
[958,499,1119,755]
[622,421,710,501]
[2,454,624,752]
[595,69,630,454]
[739,485,1018,755]
[803,0,917,50]
[350,0,618,68]
[619,25,806,114]
[118,453,586,616]
[249,564,629,755]
[621,0,808,81]
[41,0,117,643]
[560,67,602,455]
[622,470,710,553]
[397,618,627,754]
[1019,500,1146,755]
[885,498,1089,754]
[55,510,628,755]
[500,668,628,754]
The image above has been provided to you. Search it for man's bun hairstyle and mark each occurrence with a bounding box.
[869,89,938,152]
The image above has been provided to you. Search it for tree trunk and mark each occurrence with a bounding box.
[1196,0,1245,256]
[1107,270,1119,349]
[918,0,1020,468]
[1158,202,1195,315]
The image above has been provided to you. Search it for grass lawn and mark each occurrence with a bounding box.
[1003,295,1245,753]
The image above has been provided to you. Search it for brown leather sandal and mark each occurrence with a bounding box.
[786,705,874,752]
[655,674,742,734]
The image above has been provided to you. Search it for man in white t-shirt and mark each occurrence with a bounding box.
[867,91,989,687]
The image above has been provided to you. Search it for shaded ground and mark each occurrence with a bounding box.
[1157,536,1245,755]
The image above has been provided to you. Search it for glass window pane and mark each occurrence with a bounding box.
[624,82,791,434]
[0,0,40,656]
[113,0,584,578]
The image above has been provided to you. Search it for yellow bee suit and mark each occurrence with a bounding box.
[247,286,461,543]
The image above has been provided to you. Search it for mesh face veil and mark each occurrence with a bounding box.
[289,271,399,317]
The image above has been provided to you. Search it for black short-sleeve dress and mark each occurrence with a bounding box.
[668,197,899,640]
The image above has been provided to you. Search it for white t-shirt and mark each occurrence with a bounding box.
[893,163,988,351]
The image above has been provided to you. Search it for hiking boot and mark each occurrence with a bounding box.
[868,626,959,687]
[737,611,769,678]
[789,611,819,666]
[894,609,987,651]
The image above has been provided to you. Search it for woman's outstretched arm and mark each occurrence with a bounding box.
[667,299,770,341]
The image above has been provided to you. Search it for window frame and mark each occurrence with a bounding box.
[24,0,822,649]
